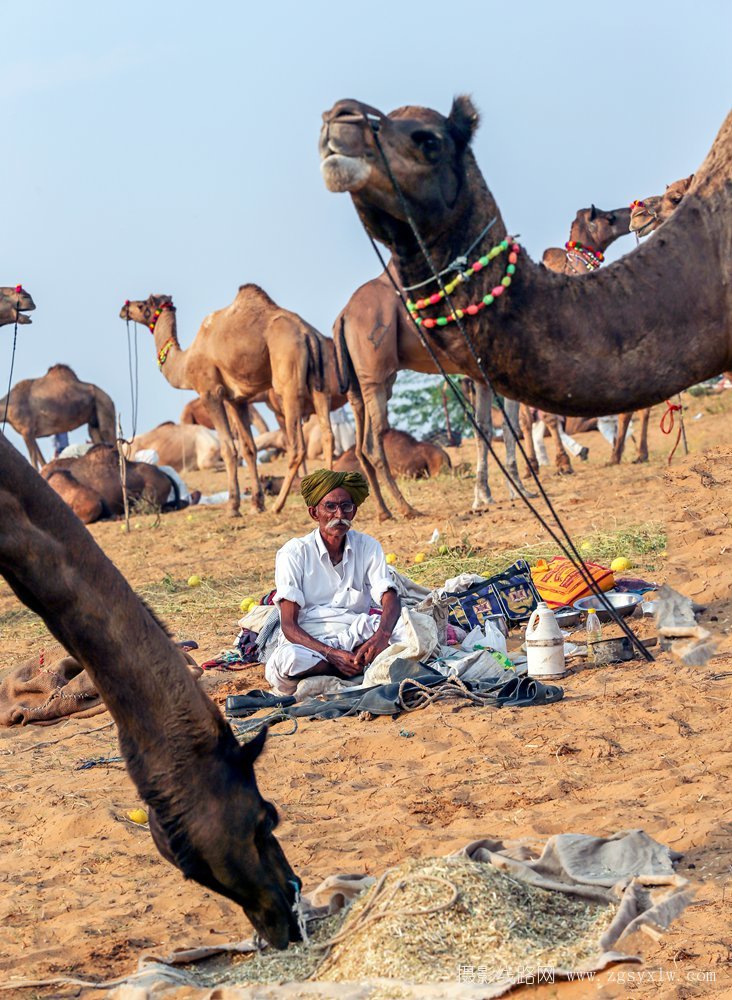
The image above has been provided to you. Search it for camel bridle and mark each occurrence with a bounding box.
[347,107,652,661]
[2,285,25,434]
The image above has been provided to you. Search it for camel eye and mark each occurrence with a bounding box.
[411,130,442,162]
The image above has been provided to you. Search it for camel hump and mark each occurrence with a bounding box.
[47,363,79,379]
[236,283,277,308]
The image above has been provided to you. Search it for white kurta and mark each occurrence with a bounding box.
[265,527,401,694]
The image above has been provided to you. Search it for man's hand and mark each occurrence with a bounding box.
[354,629,391,668]
[325,648,363,678]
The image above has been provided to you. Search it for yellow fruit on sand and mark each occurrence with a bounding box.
[385,553,397,565]
[579,541,592,555]
[187,574,202,587]
[610,557,632,573]
[438,544,449,555]
[414,552,426,564]
[186,513,194,521]
[240,597,258,613]
[127,808,148,825]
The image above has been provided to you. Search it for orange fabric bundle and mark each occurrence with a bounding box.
[531,557,615,609]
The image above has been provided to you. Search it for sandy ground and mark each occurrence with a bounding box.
[1,391,731,998]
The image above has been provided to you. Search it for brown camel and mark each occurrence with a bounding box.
[0,285,35,326]
[526,204,633,474]
[0,431,300,946]
[131,421,222,471]
[0,364,116,470]
[121,286,335,515]
[320,100,732,416]
[41,444,178,523]
[181,396,270,436]
[335,428,450,479]
[333,268,525,519]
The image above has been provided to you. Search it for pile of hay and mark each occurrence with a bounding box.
[210,855,616,987]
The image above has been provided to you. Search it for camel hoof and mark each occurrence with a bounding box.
[557,466,574,476]
[402,507,423,519]
[377,511,394,522]
[603,460,620,468]
[633,456,649,464]
[227,508,242,518]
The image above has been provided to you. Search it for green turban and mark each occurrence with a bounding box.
[300,469,370,508]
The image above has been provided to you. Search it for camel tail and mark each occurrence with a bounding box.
[305,329,325,394]
[332,312,352,396]
[90,388,116,443]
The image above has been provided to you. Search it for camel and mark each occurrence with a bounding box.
[131,421,222,472]
[629,175,694,236]
[0,364,116,470]
[319,99,731,419]
[256,412,354,462]
[0,285,35,326]
[516,204,633,474]
[121,286,336,515]
[0,431,300,946]
[41,444,179,523]
[181,396,269,436]
[335,428,450,479]
[333,268,526,519]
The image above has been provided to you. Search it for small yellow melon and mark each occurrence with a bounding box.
[187,574,202,587]
[610,556,632,573]
[127,808,148,825]
[413,552,426,564]
[438,544,449,555]
[385,553,397,565]
[579,540,593,555]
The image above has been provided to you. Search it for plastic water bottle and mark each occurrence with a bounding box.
[585,608,602,663]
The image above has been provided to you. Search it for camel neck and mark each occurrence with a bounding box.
[151,309,191,390]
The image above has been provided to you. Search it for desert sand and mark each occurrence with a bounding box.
[1,391,731,998]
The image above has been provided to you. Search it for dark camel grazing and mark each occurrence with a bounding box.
[319,99,732,416]
[0,431,300,946]
[41,444,179,523]
[334,428,451,479]
[122,287,335,516]
[0,364,116,471]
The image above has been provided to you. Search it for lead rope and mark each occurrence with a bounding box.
[124,302,140,441]
[364,121,652,661]
[1,288,22,434]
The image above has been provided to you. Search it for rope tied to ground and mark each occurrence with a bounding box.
[660,398,684,465]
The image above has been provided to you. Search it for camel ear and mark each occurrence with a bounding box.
[241,726,268,766]
[589,204,597,221]
[447,95,480,147]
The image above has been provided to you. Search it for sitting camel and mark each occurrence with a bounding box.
[0,285,35,327]
[41,444,179,523]
[122,286,336,515]
[531,205,632,473]
[335,428,450,480]
[131,421,222,472]
[181,396,270,436]
[0,364,116,470]
[0,430,300,946]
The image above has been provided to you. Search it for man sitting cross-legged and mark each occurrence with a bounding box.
[265,469,405,696]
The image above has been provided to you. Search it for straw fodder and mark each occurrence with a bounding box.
[210,855,615,987]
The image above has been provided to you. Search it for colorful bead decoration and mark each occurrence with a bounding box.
[157,337,176,369]
[630,199,645,210]
[564,240,604,271]
[407,240,520,327]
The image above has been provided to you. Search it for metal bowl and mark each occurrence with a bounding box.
[554,607,583,628]
[573,593,642,622]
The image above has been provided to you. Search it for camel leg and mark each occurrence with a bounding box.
[545,413,573,475]
[349,388,392,521]
[518,403,539,477]
[634,408,651,463]
[22,434,46,471]
[270,389,307,515]
[225,400,264,512]
[472,384,493,509]
[609,412,632,465]
[361,382,420,518]
[202,394,242,516]
[501,398,537,499]
[311,389,335,470]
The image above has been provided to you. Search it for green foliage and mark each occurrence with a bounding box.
[390,373,473,441]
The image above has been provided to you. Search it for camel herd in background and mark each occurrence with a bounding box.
[0,169,704,523]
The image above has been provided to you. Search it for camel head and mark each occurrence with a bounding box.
[320,96,487,251]
[0,285,35,326]
[121,294,174,330]
[572,205,632,252]
[141,724,302,948]
[629,175,694,236]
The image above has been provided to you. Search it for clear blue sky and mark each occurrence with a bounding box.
[3,0,730,453]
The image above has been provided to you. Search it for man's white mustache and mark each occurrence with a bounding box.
[326,518,352,529]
